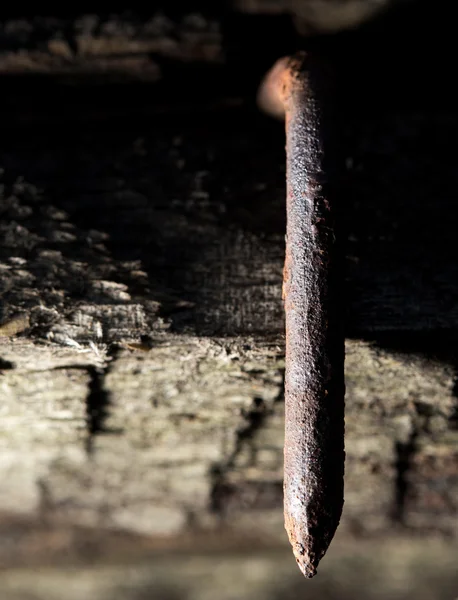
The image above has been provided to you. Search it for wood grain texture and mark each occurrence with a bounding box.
[0,3,457,596]
[1,336,457,543]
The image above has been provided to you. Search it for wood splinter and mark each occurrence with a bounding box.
[258,53,345,578]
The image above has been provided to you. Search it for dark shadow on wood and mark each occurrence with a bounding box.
[0,0,457,345]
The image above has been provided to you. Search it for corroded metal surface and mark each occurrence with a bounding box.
[262,53,345,577]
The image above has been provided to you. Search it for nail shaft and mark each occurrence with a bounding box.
[261,53,345,578]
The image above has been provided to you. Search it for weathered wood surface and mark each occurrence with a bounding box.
[1,4,458,599]
[0,1,448,79]
[1,330,458,598]
[0,0,410,80]
[0,11,221,78]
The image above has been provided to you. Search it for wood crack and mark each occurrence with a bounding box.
[85,347,121,455]
[85,365,112,455]
[210,375,284,516]
[210,396,270,514]
[392,428,418,524]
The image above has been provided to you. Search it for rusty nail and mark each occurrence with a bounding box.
[259,52,345,578]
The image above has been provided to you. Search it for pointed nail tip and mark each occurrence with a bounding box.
[293,551,320,579]
[297,560,318,579]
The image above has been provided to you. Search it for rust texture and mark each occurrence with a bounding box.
[262,53,345,578]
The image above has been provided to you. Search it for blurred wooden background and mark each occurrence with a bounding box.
[0,1,457,598]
